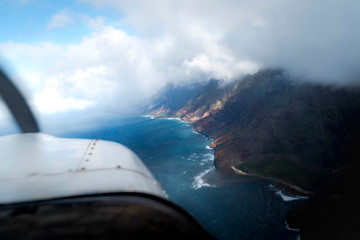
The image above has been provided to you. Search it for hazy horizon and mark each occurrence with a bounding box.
[0,0,359,123]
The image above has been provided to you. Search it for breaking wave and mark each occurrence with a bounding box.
[269,184,309,201]
[192,166,216,189]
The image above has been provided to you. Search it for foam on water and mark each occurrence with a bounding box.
[165,117,183,122]
[193,129,200,135]
[269,184,309,201]
[285,221,301,240]
[187,153,199,161]
[64,116,301,239]
[277,191,308,201]
[192,166,216,189]
[141,114,154,119]
[285,221,299,232]
[201,153,214,164]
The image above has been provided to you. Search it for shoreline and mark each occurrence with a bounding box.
[231,166,311,197]
[146,114,311,198]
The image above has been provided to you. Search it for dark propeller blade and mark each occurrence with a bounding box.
[0,68,39,133]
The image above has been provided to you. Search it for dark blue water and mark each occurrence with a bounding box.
[56,115,300,239]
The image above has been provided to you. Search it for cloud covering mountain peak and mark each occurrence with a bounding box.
[1,0,359,115]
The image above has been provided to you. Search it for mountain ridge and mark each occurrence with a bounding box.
[147,68,360,238]
[148,69,360,191]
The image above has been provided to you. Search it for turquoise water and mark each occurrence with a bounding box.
[57,115,300,239]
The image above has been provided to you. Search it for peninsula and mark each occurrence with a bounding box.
[147,69,360,238]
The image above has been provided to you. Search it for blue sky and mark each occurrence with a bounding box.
[0,0,127,43]
[0,0,359,120]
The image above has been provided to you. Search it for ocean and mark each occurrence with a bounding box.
[57,115,302,239]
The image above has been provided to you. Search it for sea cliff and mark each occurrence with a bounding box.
[148,69,360,238]
[147,68,360,238]
[149,69,360,190]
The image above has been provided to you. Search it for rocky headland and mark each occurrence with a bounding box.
[147,69,360,239]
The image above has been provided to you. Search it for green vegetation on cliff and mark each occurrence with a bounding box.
[148,69,360,238]
[148,69,360,191]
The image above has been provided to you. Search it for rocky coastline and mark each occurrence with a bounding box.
[147,69,360,238]
[150,113,310,198]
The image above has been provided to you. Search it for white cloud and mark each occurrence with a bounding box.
[0,25,168,114]
[79,0,360,85]
[34,88,91,114]
[2,0,360,116]
[31,65,117,114]
[47,9,108,31]
[2,14,259,114]
[252,18,267,27]
[183,54,259,82]
[47,9,76,30]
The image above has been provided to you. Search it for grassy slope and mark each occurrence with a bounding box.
[149,69,360,191]
[195,70,360,190]
[148,71,360,237]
